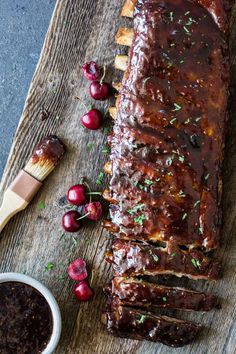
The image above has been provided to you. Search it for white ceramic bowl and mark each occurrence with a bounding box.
[0,272,62,354]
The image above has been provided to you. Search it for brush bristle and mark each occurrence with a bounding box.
[24,135,66,181]
[24,159,55,182]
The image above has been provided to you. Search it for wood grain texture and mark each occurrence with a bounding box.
[0,1,236,353]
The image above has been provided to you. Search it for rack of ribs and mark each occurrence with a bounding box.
[102,0,233,347]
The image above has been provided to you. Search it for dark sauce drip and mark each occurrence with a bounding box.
[0,282,53,354]
[31,135,66,165]
[110,0,229,250]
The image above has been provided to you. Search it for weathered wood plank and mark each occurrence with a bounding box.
[0,1,236,353]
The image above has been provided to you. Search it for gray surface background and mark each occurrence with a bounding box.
[0,0,55,178]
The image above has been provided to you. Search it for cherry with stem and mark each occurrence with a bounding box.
[75,96,103,130]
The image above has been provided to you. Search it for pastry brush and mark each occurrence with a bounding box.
[0,135,66,232]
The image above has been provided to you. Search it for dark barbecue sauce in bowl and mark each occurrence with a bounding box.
[0,282,53,354]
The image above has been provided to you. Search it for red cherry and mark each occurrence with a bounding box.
[90,81,110,100]
[67,184,86,206]
[82,61,100,81]
[81,109,102,130]
[68,258,88,281]
[62,210,81,232]
[74,280,94,302]
[84,202,103,221]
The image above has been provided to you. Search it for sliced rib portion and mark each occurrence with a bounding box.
[106,240,220,280]
[107,277,217,311]
[104,297,201,347]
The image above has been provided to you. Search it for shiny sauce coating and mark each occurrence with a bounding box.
[106,297,201,347]
[31,135,66,165]
[110,0,229,250]
[111,277,217,311]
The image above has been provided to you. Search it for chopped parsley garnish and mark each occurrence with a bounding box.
[173,103,182,111]
[195,117,201,122]
[102,147,111,154]
[179,190,186,198]
[191,258,201,269]
[134,214,146,225]
[167,172,173,176]
[204,173,210,180]
[186,17,194,26]
[152,254,159,262]
[45,262,55,272]
[199,225,203,235]
[183,26,190,34]
[166,156,173,166]
[167,62,173,69]
[171,252,176,257]
[144,179,154,186]
[134,181,145,190]
[87,143,93,151]
[163,52,170,60]
[194,200,200,208]
[38,201,45,210]
[162,297,167,302]
[96,172,104,185]
[138,315,147,324]
[184,118,190,124]
[182,213,188,220]
[179,155,185,163]
[72,236,78,248]
[156,177,161,182]
[85,239,92,246]
[170,117,177,125]
[131,143,138,149]
[143,77,151,86]
[127,204,145,215]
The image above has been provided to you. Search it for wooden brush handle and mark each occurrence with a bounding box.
[0,170,42,233]
[0,189,28,233]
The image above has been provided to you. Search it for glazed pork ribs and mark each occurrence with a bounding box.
[103,0,231,347]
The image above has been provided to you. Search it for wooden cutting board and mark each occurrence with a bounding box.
[0,1,236,353]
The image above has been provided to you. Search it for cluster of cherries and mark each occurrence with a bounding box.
[68,258,94,302]
[80,61,111,130]
[62,62,111,302]
[62,183,103,232]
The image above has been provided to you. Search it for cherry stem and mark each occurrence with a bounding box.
[87,192,102,196]
[100,65,106,85]
[75,96,90,112]
[83,181,92,203]
[77,212,91,221]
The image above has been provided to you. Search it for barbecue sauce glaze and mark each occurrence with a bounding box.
[31,135,66,166]
[0,282,53,354]
[109,0,229,250]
